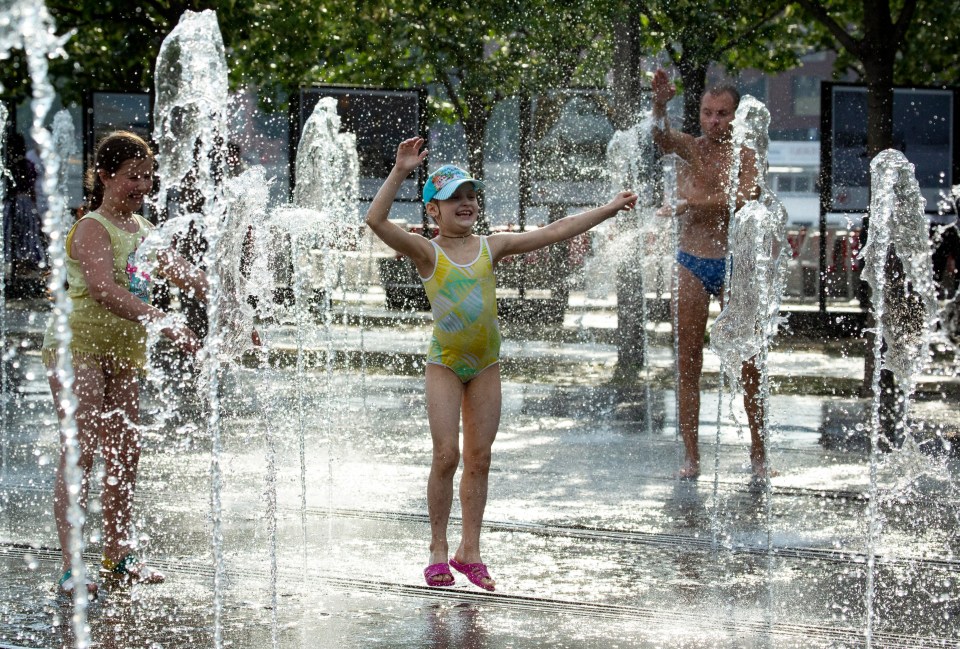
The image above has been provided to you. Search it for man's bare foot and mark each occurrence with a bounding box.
[751,462,779,480]
[676,461,700,481]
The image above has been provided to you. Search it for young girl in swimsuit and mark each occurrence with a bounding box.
[44,131,209,598]
[366,137,637,591]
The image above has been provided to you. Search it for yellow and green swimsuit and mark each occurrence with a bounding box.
[41,211,154,369]
[420,236,501,383]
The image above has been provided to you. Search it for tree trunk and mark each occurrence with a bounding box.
[863,61,896,156]
[610,7,644,131]
[677,59,707,136]
[858,24,898,395]
[463,94,490,233]
[611,9,648,377]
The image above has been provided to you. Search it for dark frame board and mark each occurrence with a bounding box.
[82,91,153,172]
[82,91,152,216]
[289,85,427,204]
[818,81,959,313]
[820,82,958,215]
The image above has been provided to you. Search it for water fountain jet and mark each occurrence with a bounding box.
[859,148,937,646]
[1,3,91,643]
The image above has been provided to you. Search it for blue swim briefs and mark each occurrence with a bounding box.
[676,250,726,297]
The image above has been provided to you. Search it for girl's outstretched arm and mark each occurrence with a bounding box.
[158,249,208,302]
[488,191,637,263]
[73,219,169,324]
[71,219,202,353]
[365,137,434,274]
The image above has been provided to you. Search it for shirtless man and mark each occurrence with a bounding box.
[651,68,768,481]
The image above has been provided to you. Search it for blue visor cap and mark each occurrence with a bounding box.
[423,165,485,203]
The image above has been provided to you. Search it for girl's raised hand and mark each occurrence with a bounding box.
[395,137,428,174]
[608,190,638,213]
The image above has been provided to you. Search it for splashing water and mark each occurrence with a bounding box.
[603,114,671,280]
[294,97,360,225]
[153,10,233,648]
[604,113,673,434]
[862,150,938,392]
[292,94,360,421]
[216,166,272,358]
[710,95,789,389]
[704,95,787,633]
[708,95,788,497]
[860,149,938,647]
[153,9,229,214]
[267,204,338,565]
[281,97,361,562]
[1,102,9,481]
[661,152,683,455]
[1,3,91,643]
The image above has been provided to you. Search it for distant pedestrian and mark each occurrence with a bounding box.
[366,137,637,590]
[44,131,209,598]
[3,133,47,296]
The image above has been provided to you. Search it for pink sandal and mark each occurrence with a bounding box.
[423,562,455,587]
[449,557,495,592]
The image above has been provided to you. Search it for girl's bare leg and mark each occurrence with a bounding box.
[425,364,464,582]
[454,364,501,589]
[51,362,105,593]
[100,364,142,566]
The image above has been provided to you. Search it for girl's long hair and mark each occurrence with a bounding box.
[85,131,154,212]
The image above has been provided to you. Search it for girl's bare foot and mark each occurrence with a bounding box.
[427,546,453,585]
[56,569,98,600]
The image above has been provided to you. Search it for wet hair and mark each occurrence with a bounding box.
[85,131,154,211]
[701,84,740,108]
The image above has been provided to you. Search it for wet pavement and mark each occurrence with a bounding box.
[1,294,959,648]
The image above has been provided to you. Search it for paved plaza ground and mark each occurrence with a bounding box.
[1,294,958,648]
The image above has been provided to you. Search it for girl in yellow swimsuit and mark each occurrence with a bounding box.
[366,137,637,592]
[44,132,211,599]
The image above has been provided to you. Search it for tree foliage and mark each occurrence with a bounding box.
[791,0,958,155]
[231,1,612,181]
[5,1,237,105]
[22,0,956,182]
[628,0,806,133]
[6,0,615,208]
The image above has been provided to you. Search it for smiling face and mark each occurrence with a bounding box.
[699,90,738,144]
[426,182,480,235]
[99,157,154,215]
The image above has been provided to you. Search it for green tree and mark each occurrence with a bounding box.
[631,0,804,134]
[2,1,271,106]
[793,0,958,157]
[20,2,187,103]
[230,0,613,228]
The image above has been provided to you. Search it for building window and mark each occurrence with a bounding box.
[793,77,820,116]
[738,77,767,104]
[775,175,793,193]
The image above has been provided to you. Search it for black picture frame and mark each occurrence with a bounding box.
[289,85,427,204]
